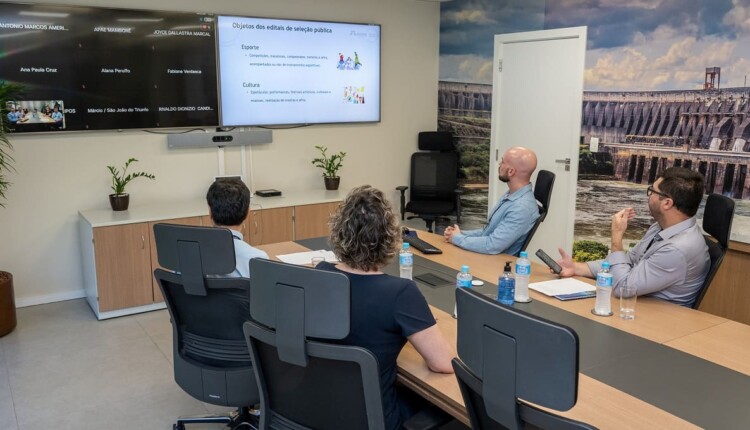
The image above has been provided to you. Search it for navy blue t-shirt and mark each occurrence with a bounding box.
[317,261,436,430]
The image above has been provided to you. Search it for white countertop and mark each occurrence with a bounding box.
[79,189,345,227]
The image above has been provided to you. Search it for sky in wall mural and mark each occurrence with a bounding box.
[439,0,750,245]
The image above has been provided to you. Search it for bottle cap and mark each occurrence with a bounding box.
[504,261,512,272]
[602,261,610,269]
[461,265,469,273]
[403,243,410,250]
[520,251,528,258]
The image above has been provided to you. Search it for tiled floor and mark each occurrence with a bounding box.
[0,299,231,430]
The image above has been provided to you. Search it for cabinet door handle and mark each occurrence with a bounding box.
[141,235,145,249]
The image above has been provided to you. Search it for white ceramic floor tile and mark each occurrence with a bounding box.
[134,308,171,338]
[8,336,175,426]
[0,358,18,430]
[17,385,218,430]
[1,300,148,367]
[151,331,174,364]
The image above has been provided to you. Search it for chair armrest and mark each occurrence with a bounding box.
[403,404,453,430]
[396,186,408,220]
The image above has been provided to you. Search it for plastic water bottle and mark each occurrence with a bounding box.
[453,265,472,318]
[399,243,413,280]
[514,251,531,303]
[593,261,613,316]
[497,261,515,305]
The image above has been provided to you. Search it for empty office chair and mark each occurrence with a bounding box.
[452,288,596,430]
[397,131,461,232]
[693,193,735,309]
[153,223,259,430]
[516,169,555,256]
[243,258,449,430]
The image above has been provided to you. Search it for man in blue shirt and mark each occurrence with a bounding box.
[6,107,19,126]
[51,106,64,129]
[444,146,540,255]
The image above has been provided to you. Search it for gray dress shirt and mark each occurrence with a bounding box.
[586,217,710,307]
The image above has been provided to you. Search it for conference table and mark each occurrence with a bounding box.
[258,231,750,430]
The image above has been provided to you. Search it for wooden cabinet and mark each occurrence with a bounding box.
[256,207,294,244]
[295,202,340,240]
[148,216,203,303]
[79,193,342,319]
[92,223,154,313]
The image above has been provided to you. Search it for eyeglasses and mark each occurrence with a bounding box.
[646,186,670,199]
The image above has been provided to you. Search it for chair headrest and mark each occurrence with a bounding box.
[703,193,734,249]
[418,131,454,151]
[249,258,350,366]
[456,288,578,413]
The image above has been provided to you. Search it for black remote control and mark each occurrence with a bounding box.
[536,249,562,274]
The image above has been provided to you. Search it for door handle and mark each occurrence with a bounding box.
[555,158,571,171]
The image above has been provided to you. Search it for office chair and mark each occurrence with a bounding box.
[452,288,596,430]
[243,258,451,430]
[153,223,259,430]
[516,169,556,256]
[693,193,735,309]
[397,131,461,232]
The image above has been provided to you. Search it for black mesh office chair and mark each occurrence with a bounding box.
[452,288,596,430]
[243,258,451,430]
[397,131,461,232]
[693,193,735,309]
[516,170,556,256]
[243,258,387,429]
[153,223,259,430]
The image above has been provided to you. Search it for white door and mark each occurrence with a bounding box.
[489,27,587,256]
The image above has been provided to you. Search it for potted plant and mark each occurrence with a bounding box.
[311,145,346,190]
[107,158,155,211]
[0,80,23,336]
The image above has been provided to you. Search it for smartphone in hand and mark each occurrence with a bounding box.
[536,249,562,274]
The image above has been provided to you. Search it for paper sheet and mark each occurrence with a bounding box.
[529,278,596,296]
[276,250,338,266]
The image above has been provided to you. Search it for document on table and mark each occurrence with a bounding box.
[276,250,338,266]
[529,278,596,296]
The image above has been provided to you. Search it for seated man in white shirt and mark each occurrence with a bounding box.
[557,167,710,307]
[206,178,268,277]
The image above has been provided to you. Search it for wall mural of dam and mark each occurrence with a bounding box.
[582,87,750,199]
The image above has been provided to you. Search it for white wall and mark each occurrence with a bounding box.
[0,0,440,306]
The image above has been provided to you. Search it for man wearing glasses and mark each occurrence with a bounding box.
[556,167,710,307]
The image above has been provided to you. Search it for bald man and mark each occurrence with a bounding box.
[444,147,540,255]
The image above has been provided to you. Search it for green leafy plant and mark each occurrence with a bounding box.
[107,158,155,195]
[311,145,346,178]
[572,240,609,262]
[0,81,24,207]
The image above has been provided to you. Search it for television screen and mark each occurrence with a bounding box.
[0,3,219,132]
[217,15,380,126]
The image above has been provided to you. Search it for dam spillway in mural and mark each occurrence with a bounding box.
[581,88,750,199]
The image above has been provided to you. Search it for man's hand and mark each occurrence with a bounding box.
[611,208,635,252]
[557,247,577,278]
[444,224,461,242]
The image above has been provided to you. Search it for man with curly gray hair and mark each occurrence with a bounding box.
[316,185,454,430]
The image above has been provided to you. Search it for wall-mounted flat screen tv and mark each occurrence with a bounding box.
[0,3,218,132]
[217,15,380,127]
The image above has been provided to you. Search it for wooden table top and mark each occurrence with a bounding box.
[257,232,750,429]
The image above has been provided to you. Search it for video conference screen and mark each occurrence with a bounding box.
[0,3,219,132]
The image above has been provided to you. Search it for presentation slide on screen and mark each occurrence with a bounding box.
[218,16,380,126]
[0,3,218,132]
